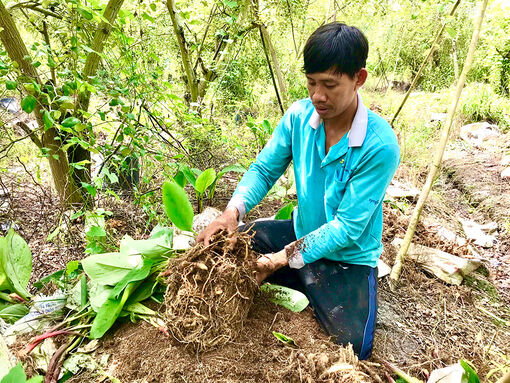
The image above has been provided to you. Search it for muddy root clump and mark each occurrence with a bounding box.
[163,230,258,351]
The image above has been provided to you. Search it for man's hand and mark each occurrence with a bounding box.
[255,249,288,284]
[197,207,239,246]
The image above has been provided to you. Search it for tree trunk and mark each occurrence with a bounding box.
[390,0,461,127]
[389,0,489,289]
[166,0,199,102]
[0,0,80,205]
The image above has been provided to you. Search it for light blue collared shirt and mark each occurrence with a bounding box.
[228,95,400,268]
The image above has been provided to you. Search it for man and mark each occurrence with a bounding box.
[197,22,400,359]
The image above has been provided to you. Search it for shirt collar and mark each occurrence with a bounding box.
[309,93,368,148]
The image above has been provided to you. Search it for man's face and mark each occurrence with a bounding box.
[306,68,366,120]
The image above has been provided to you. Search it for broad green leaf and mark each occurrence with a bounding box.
[90,282,138,339]
[120,225,173,259]
[161,181,194,232]
[460,360,480,383]
[20,95,36,113]
[275,201,296,220]
[81,252,142,285]
[120,234,173,260]
[173,171,187,188]
[110,258,153,299]
[88,282,113,312]
[260,284,309,312]
[262,119,273,134]
[272,331,297,347]
[0,230,32,299]
[0,303,29,323]
[180,165,197,187]
[86,225,106,238]
[1,363,26,383]
[195,168,216,194]
[43,110,54,130]
[5,80,17,90]
[125,279,157,306]
[61,117,80,128]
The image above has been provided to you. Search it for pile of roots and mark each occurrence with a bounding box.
[163,230,259,351]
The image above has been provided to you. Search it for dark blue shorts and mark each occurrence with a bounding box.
[240,219,377,360]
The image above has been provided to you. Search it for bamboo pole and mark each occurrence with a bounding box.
[390,0,461,127]
[389,0,489,289]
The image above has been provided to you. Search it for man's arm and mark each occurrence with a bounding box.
[197,106,295,244]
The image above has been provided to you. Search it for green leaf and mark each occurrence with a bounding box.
[0,303,29,323]
[123,302,156,315]
[195,168,216,194]
[43,110,54,130]
[179,165,196,187]
[141,12,155,23]
[61,117,80,128]
[110,258,153,299]
[272,331,297,347]
[77,7,93,20]
[90,282,138,339]
[119,228,173,260]
[0,230,32,299]
[86,225,106,238]
[125,279,157,306]
[21,95,36,113]
[173,171,188,188]
[460,360,480,383]
[275,201,296,220]
[88,282,113,312]
[262,119,273,134]
[260,284,309,312]
[66,260,80,275]
[26,377,43,383]
[161,181,194,232]
[5,80,17,90]
[81,252,142,285]
[1,363,26,383]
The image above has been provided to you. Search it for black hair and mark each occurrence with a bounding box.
[303,22,368,78]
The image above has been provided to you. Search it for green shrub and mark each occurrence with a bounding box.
[459,83,510,130]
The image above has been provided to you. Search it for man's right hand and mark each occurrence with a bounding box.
[196,207,239,246]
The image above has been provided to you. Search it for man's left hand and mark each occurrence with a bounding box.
[255,249,288,284]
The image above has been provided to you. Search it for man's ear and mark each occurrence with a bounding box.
[355,68,368,89]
